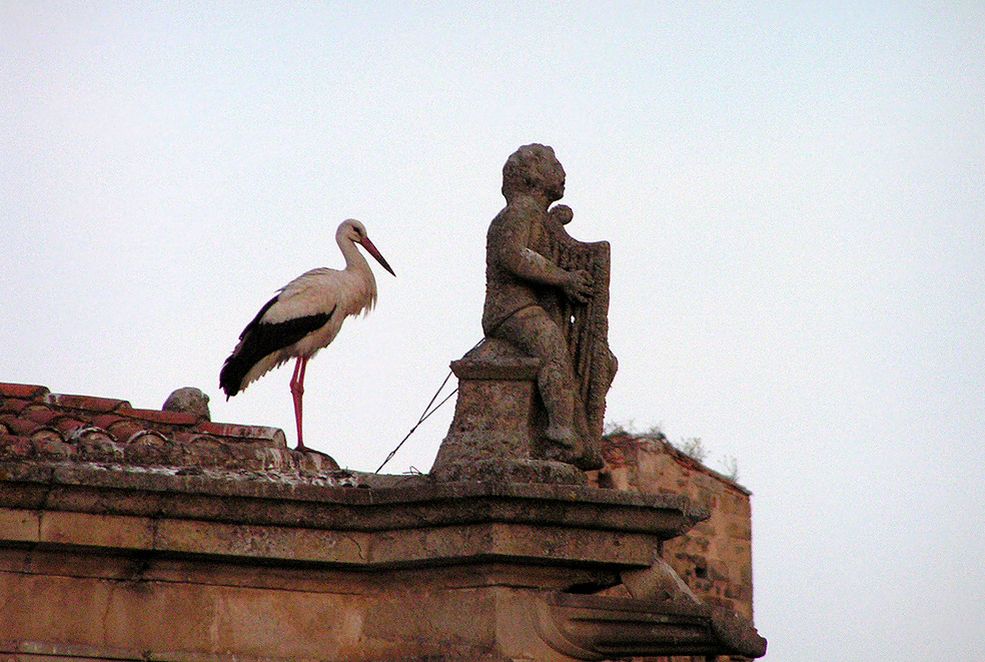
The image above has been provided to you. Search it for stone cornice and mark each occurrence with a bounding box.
[0,460,706,570]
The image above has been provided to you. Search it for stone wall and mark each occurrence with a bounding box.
[589,433,755,661]
[0,462,767,661]
[0,382,765,660]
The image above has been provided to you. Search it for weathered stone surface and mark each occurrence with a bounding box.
[590,433,757,623]
[535,592,767,660]
[0,462,707,540]
[431,340,590,485]
[162,386,211,420]
[434,457,588,485]
[0,507,37,541]
[74,428,124,462]
[620,556,701,604]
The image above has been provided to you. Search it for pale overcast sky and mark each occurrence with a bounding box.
[2,3,983,659]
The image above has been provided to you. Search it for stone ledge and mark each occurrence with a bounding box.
[0,455,760,660]
[0,459,707,572]
[0,461,706,534]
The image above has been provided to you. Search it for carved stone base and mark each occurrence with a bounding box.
[431,339,590,484]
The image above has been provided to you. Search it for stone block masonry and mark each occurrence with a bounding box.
[590,433,757,662]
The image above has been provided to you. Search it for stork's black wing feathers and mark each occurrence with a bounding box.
[219,296,337,398]
[239,294,280,340]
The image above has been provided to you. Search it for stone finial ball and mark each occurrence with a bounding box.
[163,387,211,420]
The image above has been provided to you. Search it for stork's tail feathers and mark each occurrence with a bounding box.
[219,355,250,399]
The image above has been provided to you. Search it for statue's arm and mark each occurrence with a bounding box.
[489,213,568,287]
[489,212,593,302]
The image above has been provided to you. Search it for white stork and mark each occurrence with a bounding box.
[219,219,395,451]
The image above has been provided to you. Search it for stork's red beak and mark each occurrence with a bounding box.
[359,237,396,277]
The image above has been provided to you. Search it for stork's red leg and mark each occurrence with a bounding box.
[289,357,309,450]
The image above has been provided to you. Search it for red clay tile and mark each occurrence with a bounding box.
[117,405,198,426]
[0,383,48,400]
[23,408,59,426]
[171,431,212,445]
[0,381,296,470]
[44,393,129,414]
[198,421,282,441]
[33,435,75,460]
[53,416,86,436]
[75,432,124,463]
[30,427,65,444]
[0,416,39,436]
[0,398,30,415]
[105,420,144,443]
[123,431,181,466]
[91,414,126,430]
[124,429,170,445]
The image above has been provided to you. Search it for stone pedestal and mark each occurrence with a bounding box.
[430,339,587,484]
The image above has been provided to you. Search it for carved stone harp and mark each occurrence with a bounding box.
[537,208,618,449]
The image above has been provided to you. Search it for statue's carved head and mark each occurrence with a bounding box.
[502,143,565,203]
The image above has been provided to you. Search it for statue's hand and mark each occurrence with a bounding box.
[563,269,594,303]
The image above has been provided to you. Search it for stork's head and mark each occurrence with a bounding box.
[338,219,396,276]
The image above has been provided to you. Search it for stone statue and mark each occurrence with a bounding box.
[483,145,594,452]
[432,144,617,483]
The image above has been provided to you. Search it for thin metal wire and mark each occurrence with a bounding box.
[374,338,485,474]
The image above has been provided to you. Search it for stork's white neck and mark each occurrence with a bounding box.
[336,230,379,314]
[338,233,371,274]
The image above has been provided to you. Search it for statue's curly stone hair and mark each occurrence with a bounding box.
[501,143,563,200]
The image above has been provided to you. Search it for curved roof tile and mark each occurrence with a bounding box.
[0,381,351,486]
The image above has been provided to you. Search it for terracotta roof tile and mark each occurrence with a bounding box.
[90,413,126,430]
[0,398,30,415]
[0,415,36,436]
[0,381,347,484]
[198,421,284,443]
[34,435,75,460]
[116,405,199,426]
[30,427,65,445]
[69,426,114,444]
[104,419,144,442]
[22,407,59,426]
[0,383,49,399]
[43,392,129,413]
[52,416,87,435]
